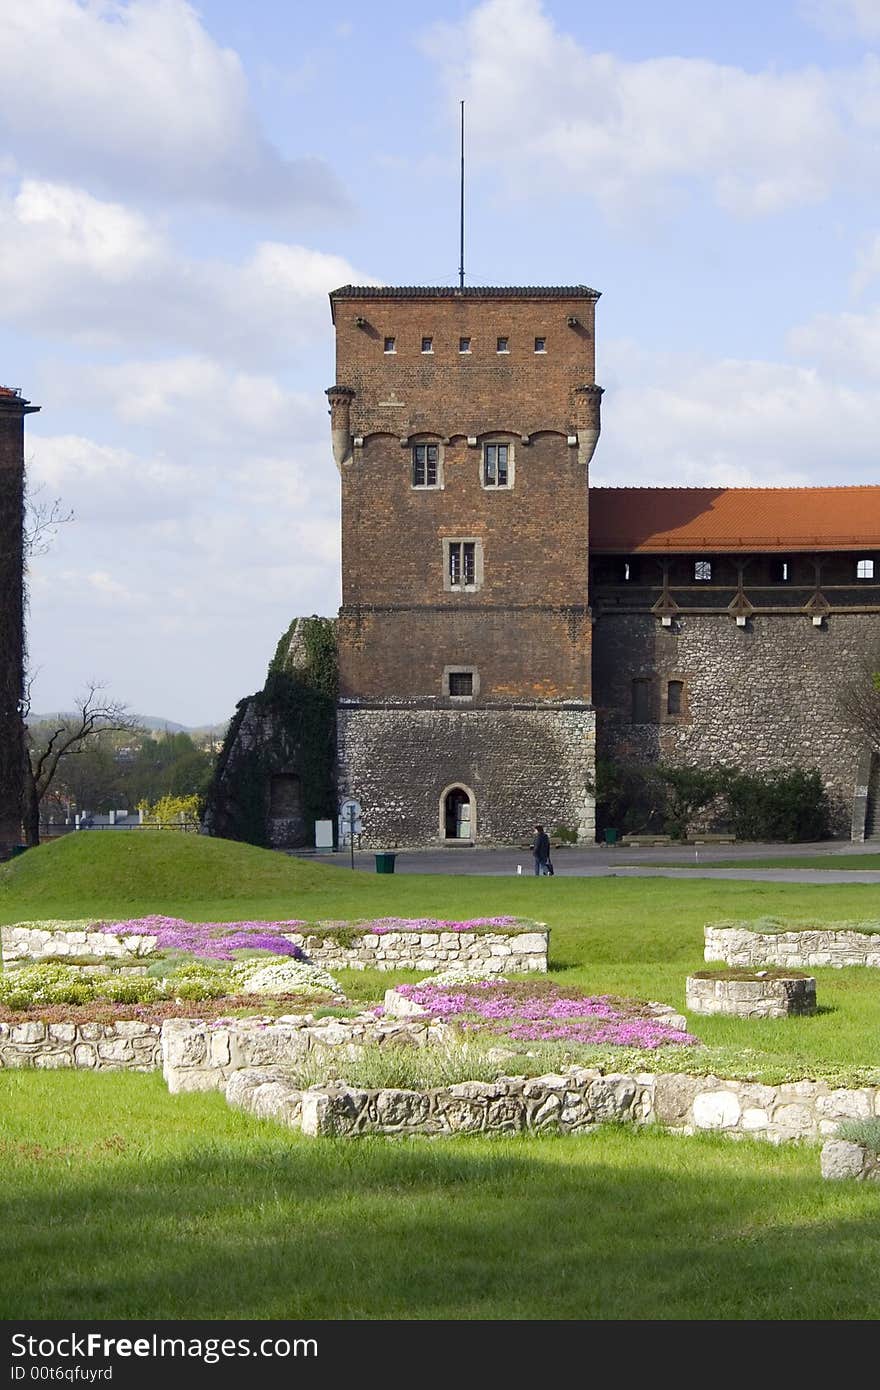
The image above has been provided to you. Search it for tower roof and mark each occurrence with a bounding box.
[329,284,600,321]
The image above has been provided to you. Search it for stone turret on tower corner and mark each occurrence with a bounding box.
[327,285,602,847]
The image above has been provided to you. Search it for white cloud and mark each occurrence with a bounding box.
[424,0,871,217]
[0,0,344,216]
[0,179,374,363]
[788,303,880,380]
[800,0,880,39]
[598,344,880,485]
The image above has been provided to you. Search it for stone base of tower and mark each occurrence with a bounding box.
[337,702,596,847]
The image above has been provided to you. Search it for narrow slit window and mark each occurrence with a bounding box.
[483,443,509,487]
[412,444,439,488]
[667,680,684,716]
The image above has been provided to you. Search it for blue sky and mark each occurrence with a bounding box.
[4,0,880,725]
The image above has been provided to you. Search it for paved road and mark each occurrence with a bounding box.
[305,841,880,885]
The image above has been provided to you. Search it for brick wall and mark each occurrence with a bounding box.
[0,391,34,854]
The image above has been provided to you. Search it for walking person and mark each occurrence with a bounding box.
[532,824,551,876]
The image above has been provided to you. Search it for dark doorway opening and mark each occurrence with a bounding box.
[444,786,472,840]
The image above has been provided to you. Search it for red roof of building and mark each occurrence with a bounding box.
[589,486,880,553]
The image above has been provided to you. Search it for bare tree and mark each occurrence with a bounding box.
[838,651,880,752]
[22,682,143,847]
[24,481,74,560]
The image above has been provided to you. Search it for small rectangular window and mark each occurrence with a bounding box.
[496,336,509,353]
[459,337,471,353]
[623,561,631,582]
[632,679,653,724]
[694,560,712,582]
[483,443,509,487]
[448,671,473,696]
[534,337,546,353]
[667,680,684,716]
[412,444,438,488]
[857,558,875,579]
[421,336,433,354]
[384,337,396,353]
[448,541,477,587]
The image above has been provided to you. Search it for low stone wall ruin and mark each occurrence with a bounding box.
[225,1064,880,1142]
[0,1019,161,1070]
[161,1014,454,1093]
[226,1066,652,1137]
[2,924,157,965]
[704,925,880,969]
[284,929,548,974]
[685,973,816,1018]
[2,924,549,975]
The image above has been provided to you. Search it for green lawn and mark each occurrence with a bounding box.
[2,1071,879,1321]
[3,834,880,1320]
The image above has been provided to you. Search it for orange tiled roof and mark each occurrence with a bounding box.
[589,486,880,553]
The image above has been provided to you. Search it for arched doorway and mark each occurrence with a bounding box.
[440,784,476,841]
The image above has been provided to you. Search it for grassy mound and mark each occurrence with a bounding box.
[0,832,351,921]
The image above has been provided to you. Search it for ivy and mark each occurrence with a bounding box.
[203,618,337,848]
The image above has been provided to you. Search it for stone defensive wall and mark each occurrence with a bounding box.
[2,924,549,975]
[226,1063,880,1143]
[0,1019,161,1070]
[704,924,880,969]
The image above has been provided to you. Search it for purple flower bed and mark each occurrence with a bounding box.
[96,916,307,962]
[394,980,699,1048]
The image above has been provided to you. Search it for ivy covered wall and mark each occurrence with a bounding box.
[202,617,337,849]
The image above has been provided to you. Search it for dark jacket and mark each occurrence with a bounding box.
[533,831,550,862]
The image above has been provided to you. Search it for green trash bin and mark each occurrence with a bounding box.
[604,828,618,846]
[375,853,397,874]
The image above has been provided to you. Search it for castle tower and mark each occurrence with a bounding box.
[0,387,39,856]
[328,286,602,845]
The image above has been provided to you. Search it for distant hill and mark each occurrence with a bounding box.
[29,713,227,738]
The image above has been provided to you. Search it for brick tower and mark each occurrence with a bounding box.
[0,387,39,856]
[328,286,602,846]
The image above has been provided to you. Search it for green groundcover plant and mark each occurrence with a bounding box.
[837,1118,880,1152]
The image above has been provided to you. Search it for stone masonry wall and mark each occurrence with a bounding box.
[162,1014,454,1093]
[2,924,158,964]
[225,1063,880,1143]
[0,1019,161,1070]
[2,924,549,974]
[287,928,548,973]
[337,704,595,845]
[592,611,877,834]
[705,925,880,968]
